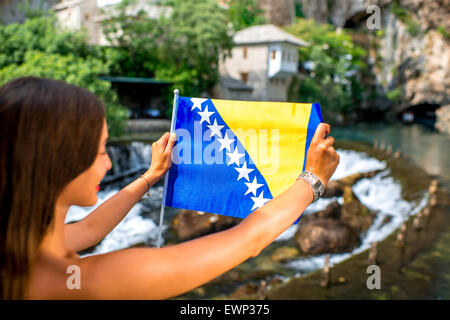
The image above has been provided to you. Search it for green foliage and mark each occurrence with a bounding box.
[0,15,128,137]
[158,0,233,96]
[226,0,267,32]
[0,14,94,69]
[295,2,305,18]
[391,3,420,36]
[386,88,403,103]
[101,0,234,98]
[285,19,367,118]
[437,26,450,40]
[375,29,385,38]
[100,0,163,78]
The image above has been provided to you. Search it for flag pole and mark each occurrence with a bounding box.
[156,89,179,248]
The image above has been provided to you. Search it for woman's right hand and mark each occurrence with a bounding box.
[146,132,177,181]
[304,123,340,188]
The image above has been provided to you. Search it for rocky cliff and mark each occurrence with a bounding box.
[298,0,449,129]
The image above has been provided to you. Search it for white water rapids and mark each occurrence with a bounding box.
[65,147,428,275]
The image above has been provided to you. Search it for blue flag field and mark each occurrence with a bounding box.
[164,97,322,220]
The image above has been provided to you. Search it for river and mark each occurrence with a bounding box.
[333,122,450,189]
[65,121,450,299]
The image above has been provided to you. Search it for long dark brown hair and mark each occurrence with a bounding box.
[0,77,105,299]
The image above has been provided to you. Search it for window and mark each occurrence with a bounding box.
[272,50,276,60]
[243,47,248,59]
[240,72,249,84]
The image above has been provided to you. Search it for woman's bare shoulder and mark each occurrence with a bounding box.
[27,251,81,299]
[26,247,160,299]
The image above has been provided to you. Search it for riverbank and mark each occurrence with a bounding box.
[261,187,450,300]
[99,121,450,299]
[249,140,448,299]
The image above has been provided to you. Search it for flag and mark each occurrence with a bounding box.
[164,97,322,220]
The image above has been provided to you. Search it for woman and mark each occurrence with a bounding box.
[0,77,339,299]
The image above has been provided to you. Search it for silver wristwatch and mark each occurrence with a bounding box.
[297,171,325,202]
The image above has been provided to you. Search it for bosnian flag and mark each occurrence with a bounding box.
[164,97,322,219]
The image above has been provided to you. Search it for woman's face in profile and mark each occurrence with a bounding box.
[58,119,112,207]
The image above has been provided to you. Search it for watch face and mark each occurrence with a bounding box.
[314,181,322,188]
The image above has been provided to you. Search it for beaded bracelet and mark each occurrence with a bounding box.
[139,175,151,197]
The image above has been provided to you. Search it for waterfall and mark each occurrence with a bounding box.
[66,146,428,275]
[103,142,152,184]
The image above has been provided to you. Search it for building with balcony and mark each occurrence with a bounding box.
[217,24,308,102]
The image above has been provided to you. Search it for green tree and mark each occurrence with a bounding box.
[0,15,128,136]
[226,0,267,32]
[101,0,234,97]
[100,0,163,78]
[285,19,367,119]
[158,0,233,96]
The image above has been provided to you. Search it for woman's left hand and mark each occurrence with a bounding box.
[147,132,177,180]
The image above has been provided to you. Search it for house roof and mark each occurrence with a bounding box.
[100,76,173,85]
[53,0,84,11]
[233,24,309,47]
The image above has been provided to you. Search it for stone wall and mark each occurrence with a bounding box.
[54,0,103,45]
[436,105,450,135]
[220,44,271,101]
[298,0,450,122]
[259,0,296,26]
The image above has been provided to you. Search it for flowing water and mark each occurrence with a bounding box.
[333,122,450,189]
[65,122,450,298]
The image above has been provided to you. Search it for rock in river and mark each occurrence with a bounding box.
[295,218,361,255]
[171,209,241,241]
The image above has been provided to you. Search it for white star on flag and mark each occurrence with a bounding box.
[217,132,234,152]
[234,162,254,181]
[250,191,271,211]
[244,176,264,196]
[197,106,214,124]
[226,147,244,166]
[206,119,224,139]
[190,98,207,111]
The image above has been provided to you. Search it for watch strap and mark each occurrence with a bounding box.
[297,171,325,202]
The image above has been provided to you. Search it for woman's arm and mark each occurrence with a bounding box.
[74,123,339,300]
[79,178,314,299]
[65,132,177,253]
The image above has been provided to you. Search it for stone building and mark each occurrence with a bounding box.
[52,0,169,45]
[0,0,59,24]
[216,24,308,102]
[52,0,104,44]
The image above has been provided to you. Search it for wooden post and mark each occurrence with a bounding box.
[413,212,423,232]
[368,242,378,265]
[396,222,407,247]
[320,255,330,288]
[423,206,432,228]
[258,280,267,300]
[386,145,392,156]
[429,180,438,194]
[430,194,438,207]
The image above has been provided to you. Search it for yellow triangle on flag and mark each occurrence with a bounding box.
[211,99,313,197]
